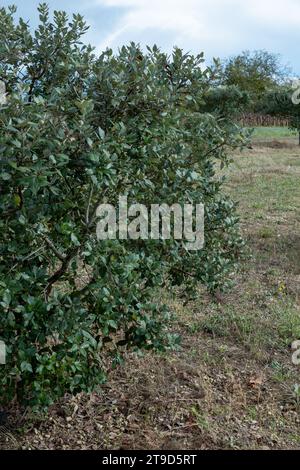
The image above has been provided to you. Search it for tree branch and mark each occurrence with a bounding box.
[40,234,67,261]
[44,247,79,300]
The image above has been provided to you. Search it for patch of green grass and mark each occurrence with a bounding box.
[257,226,275,239]
[200,306,264,355]
[230,174,300,218]
[270,361,292,383]
[276,302,300,346]
[249,127,297,139]
[190,405,210,431]
[200,299,300,356]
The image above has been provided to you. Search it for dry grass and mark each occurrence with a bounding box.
[2,135,300,450]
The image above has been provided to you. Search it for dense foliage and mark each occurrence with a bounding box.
[0,4,246,407]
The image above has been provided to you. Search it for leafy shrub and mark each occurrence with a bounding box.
[0,4,246,407]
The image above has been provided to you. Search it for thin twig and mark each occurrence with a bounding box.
[85,184,94,225]
[9,246,45,273]
[40,234,66,261]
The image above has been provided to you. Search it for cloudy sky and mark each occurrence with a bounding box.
[1,0,299,73]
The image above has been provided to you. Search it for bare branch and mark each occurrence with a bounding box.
[44,247,79,300]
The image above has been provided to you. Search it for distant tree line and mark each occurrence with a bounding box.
[210,50,300,142]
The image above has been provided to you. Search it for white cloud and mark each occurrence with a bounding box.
[245,0,300,27]
[90,0,299,71]
[96,0,237,51]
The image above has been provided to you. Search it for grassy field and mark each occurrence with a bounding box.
[250,126,298,140]
[2,129,300,450]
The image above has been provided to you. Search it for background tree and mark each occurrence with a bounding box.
[217,50,290,108]
[199,85,250,119]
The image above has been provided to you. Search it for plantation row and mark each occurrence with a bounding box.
[239,113,290,128]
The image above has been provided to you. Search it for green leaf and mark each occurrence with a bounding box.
[71,233,80,246]
[20,362,33,373]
